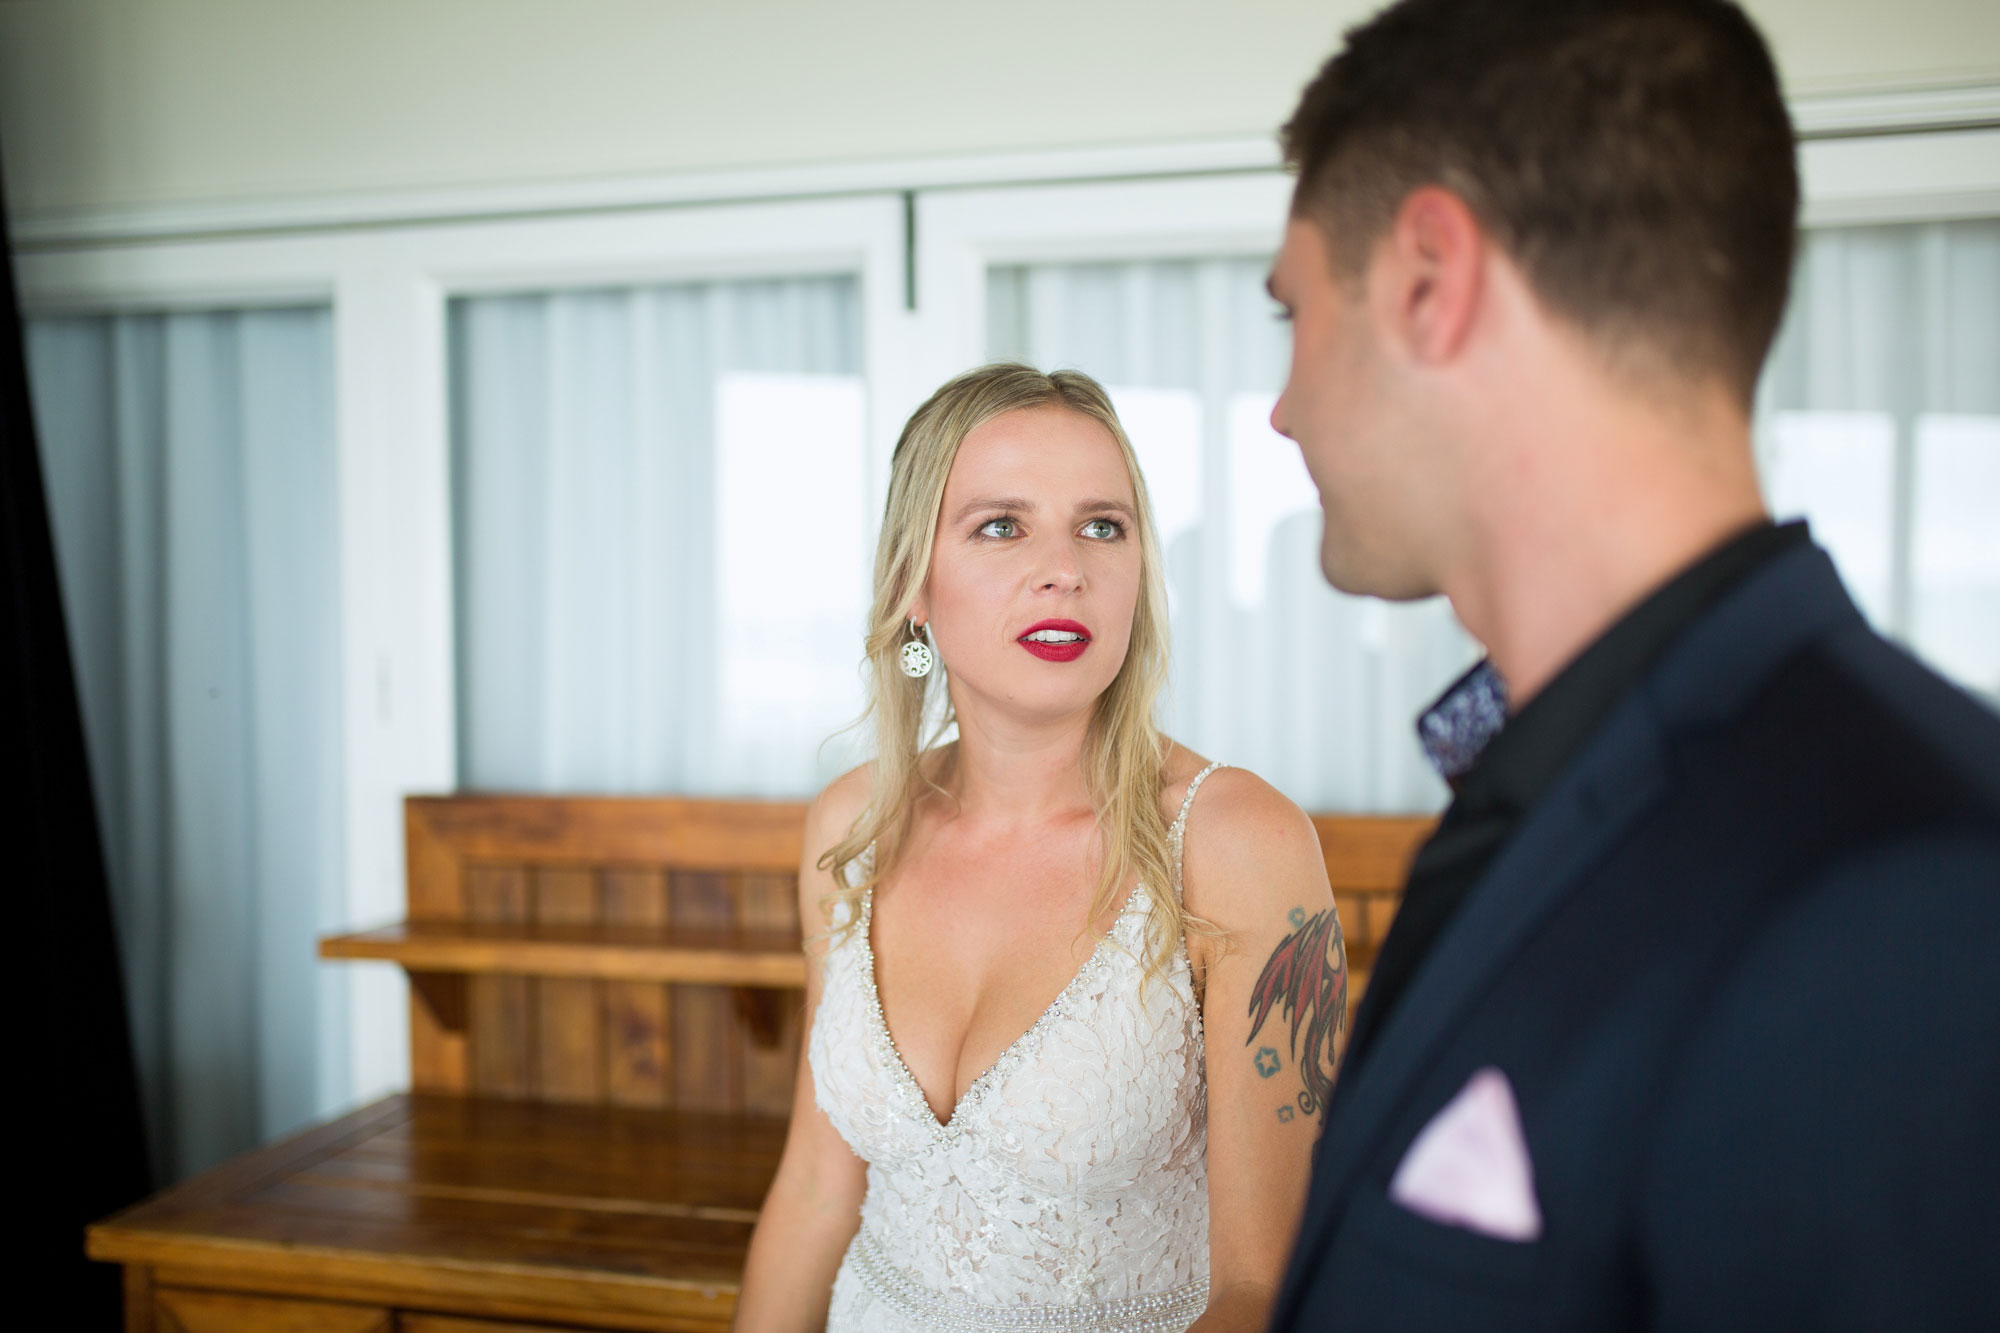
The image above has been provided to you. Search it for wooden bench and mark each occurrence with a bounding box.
[89,796,1430,1332]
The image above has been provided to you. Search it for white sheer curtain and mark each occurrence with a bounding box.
[450,275,871,795]
[1757,218,2000,703]
[988,218,2000,812]
[988,259,1476,813]
[25,307,347,1183]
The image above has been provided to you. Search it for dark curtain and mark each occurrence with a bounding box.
[2,129,154,1322]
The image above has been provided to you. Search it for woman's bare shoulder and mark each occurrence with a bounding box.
[1157,740,1300,825]
[797,764,875,940]
[804,763,873,864]
[1159,745,1329,926]
[1157,739,1215,813]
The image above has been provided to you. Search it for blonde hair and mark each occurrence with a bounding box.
[821,363,1200,979]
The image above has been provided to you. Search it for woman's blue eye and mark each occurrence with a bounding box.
[1081,518,1122,540]
[979,517,1018,538]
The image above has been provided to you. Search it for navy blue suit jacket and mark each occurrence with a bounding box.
[1272,543,2000,1331]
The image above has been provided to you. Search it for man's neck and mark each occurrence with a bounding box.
[1440,373,1768,709]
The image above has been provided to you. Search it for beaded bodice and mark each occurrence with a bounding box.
[808,763,1222,1331]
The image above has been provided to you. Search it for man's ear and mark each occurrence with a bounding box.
[1372,186,1486,367]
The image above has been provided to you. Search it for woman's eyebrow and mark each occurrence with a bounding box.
[951,496,1035,522]
[1075,498,1138,520]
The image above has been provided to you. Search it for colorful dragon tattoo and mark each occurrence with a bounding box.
[1246,906,1347,1116]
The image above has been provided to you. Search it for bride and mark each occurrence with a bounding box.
[734,364,1346,1332]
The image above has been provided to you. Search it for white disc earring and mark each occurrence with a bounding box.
[900,620,935,678]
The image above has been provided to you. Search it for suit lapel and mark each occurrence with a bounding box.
[1291,698,1673,1267]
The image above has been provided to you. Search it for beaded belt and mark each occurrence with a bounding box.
[843,1230,1210,1332]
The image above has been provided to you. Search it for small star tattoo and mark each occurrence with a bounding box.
[1277,1105,1295,1123]
[1254,1046,1282,1078]
[1288,906,1308,928]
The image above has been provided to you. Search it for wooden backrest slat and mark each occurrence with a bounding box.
[1308,815,1435,891]
[1308,815,1433,988]
[408,796,807,880]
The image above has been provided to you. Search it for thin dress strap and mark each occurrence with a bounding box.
[1168,760,1225,902]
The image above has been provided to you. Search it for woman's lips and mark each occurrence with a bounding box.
[1017,619,1092,663]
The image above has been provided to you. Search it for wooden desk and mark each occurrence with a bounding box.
[90,1094,787,1332]
[89,796,1430,1330]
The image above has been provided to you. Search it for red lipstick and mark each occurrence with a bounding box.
[1017,618,1092,662]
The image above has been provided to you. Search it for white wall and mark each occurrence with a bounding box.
[3,0,1997,218]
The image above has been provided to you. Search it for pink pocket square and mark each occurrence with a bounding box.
[1388,1066,1544,1242]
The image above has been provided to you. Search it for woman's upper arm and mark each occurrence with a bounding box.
[733,772,873,1331]
[1181,772,1344,1293]
[758,774,872,1214]
[774,769,872,1195]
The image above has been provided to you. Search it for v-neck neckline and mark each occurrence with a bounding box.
[847,759,1222,1145]
[858,880,1142,1141]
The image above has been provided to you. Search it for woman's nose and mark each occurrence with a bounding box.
[1032,539,1085,593]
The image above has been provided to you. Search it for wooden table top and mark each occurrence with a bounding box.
[90,1094,788,1330]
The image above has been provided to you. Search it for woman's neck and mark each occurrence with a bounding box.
[935,696,1098,829]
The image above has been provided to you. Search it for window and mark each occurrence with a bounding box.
[1758,218,2000,702]
[450,276,873,796]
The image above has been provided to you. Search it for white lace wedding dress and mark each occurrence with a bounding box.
[808,762,1224,1333]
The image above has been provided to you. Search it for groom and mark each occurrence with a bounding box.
[1264,0,2000,1328]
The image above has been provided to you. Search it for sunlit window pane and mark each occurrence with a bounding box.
[1227,392,1319,610]
[1911,414,2000,698]
[1758,410,1896,626]
[450,274,866,796]
[1106,388,1202,552]
[1755,218,1999,706]
[714,371,869,791]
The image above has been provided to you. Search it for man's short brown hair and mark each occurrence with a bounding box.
[1283,0,1798,404]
